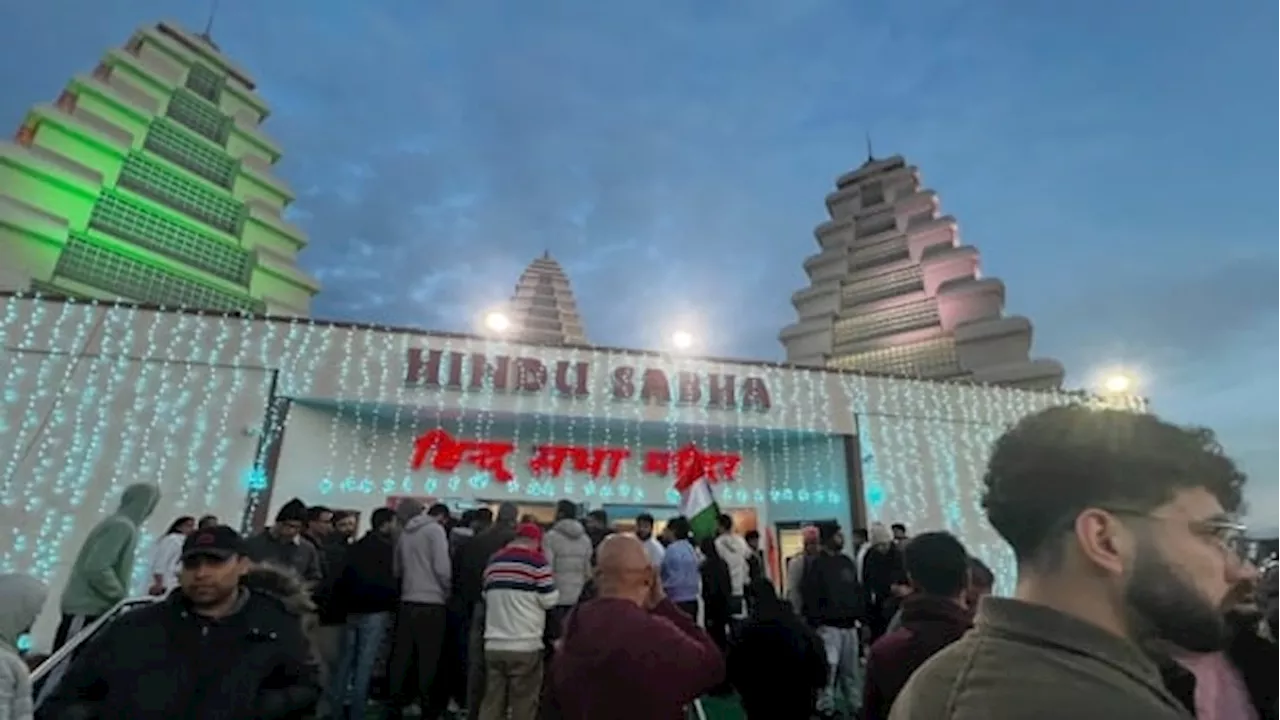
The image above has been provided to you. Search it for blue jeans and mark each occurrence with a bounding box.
[329,611,392,720]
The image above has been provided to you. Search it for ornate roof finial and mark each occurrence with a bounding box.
[199,0,221,46]
[865,131,875,163]
[543,249,551,260]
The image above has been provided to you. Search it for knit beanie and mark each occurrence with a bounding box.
[869,522,893,546]
[516,522,543,545]
[275,498,307,523]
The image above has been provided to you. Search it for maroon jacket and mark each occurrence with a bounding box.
[863,594,972,720]
[552,596,725,720]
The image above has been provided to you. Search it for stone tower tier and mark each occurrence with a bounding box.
[0,21,320,316]
[505,253,590,347]
[779,154,1064,389]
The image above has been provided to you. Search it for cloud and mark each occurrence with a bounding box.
[1038,254,1278,385]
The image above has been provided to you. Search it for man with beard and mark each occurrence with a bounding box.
[635,513,665,568]
[890,406,1250,720]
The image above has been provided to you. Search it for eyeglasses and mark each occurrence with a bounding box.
[1100,507,1247,562]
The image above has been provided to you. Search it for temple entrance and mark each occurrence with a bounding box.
[477,500,558,525]
[604,504,677,535]
[774,518,839,588]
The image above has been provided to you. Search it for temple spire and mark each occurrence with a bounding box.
[199,0,221,45]
[507,254,589,346]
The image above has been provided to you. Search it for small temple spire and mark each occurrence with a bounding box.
[199,0,221,45]
[507,254,589,346]
[865,132,875,163]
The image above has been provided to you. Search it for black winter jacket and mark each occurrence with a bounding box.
[38,564,321,720]
[453,523,516,610]
[332,531,398,615]
[800,551,864,629]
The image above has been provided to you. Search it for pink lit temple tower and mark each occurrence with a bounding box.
[779,154,1064,389]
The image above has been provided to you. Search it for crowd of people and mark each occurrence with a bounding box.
[0,405,1277,720]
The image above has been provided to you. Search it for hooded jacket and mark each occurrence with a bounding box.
[38,563,320,720]
[543,519,593,606]
[864,595,972,720]
[60,483,160,616]
[395,513,451,604]
[0,574,47,720]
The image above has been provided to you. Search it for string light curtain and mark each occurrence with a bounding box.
[0,294,1143,598]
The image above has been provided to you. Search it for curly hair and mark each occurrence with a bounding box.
[983,405,1246,566]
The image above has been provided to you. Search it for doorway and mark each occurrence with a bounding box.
[774,519,839,590]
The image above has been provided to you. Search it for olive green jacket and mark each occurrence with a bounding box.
[889,597,1192,720]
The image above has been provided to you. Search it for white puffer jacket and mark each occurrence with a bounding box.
[542,519,593,606]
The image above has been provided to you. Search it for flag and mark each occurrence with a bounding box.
[674,444,720,542]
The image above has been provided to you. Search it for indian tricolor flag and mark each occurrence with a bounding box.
[674,444,720,542]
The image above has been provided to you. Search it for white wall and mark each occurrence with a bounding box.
[0,295,1141,641]
[853,381,1080,594]
[0,305,271,645]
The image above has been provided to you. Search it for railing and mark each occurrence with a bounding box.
[32,597,159,710]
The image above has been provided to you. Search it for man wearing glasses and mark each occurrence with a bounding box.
[889,405,1252,720]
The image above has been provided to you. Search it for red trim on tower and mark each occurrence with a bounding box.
[55,92,78,113]
[14,123,35,147]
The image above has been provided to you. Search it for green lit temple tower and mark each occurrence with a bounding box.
[0,21,320,314]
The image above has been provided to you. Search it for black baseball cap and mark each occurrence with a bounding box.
[181,525,245,560]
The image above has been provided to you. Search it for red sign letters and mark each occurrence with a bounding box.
[528,444,631,480]
[405,349,772,412]
[408,429,741,489]
[409,429,518,483]
[643,446,742,492]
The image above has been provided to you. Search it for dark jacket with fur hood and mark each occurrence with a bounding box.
[38,562,321,720]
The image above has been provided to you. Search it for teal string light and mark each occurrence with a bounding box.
[0,295,1148,603]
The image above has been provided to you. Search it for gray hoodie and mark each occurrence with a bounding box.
[0,573,47,720]
[543,519,593,606]
[61,483,160,616]
[395,513,451,604]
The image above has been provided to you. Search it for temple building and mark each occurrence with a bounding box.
[779,154,1064,389]
[504,252,590,346]
[0,21,320,315]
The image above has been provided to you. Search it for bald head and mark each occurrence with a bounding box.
[595,534,652,602]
